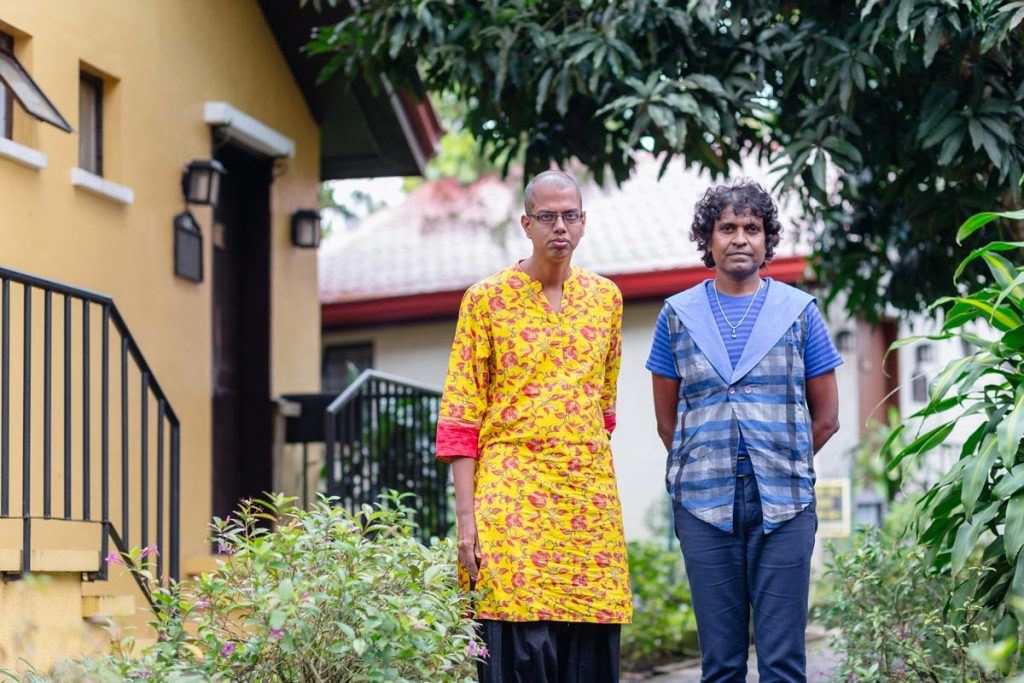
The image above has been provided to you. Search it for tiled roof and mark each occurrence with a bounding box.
[318,155,809,305]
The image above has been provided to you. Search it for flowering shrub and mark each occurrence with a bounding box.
[818,528,1007,681]
[50,492,480,682]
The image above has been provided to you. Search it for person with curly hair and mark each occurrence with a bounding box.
[646,180,841,681]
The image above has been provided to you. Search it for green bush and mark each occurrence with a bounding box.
[818,528,1006,681]
[24,493,480,682]
[621,539,697,673]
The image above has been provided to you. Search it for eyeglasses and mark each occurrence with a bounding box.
[527,210,584,225]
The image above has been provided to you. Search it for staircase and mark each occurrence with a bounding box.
[0,267,181,671]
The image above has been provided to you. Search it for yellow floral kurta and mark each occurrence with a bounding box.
[437,264,632,623]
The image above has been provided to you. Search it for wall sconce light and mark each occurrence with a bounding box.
[181,159,226,207]
[173,211,203,282]
[291,209,322,249]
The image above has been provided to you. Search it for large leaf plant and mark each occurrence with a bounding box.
[887,194,1024,642]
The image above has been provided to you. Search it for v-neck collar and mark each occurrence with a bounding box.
[666,277,814,384]
[512,262,576,316]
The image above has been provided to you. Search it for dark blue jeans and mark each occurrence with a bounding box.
[672,475,816,683]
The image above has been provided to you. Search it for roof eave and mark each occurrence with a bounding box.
[257,1,441,180]
[321,256,810,329]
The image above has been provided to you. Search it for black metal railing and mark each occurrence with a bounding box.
[0,266,180,596]
[324,370,451,542]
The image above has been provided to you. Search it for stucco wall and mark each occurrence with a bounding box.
[0,0,321,561]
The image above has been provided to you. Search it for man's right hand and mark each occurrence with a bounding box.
[457,514,481,581]
[450,456,481,581]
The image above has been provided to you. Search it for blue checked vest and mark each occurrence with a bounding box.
[664,278,815,533]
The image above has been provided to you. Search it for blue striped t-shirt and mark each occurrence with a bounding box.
[646,280,843,471]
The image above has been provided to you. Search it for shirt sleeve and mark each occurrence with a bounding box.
[645,305,681,380]
[601,288,623,434]
[803,303,844,379]
[436,289,490,461]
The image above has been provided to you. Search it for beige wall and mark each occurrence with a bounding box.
[0,0,321,561]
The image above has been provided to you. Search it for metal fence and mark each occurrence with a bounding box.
[0,266,180,596]
[324,370,451,542]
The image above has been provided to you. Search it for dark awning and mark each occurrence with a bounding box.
[257,1,441,180]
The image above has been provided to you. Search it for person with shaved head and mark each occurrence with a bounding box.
[437,170,632,682]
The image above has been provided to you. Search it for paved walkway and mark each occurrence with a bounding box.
[644,633,841,682]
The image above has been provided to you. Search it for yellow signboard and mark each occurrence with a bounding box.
[815,478,851,537]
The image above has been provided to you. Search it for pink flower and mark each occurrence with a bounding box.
[269,628,284,641]
[140,544,160,559]
[105,551,123,566]
[466,640,490,659]
[217,542,235,555]
[194,599,210,612]
[220,641,235,657]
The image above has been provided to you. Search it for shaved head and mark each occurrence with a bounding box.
[524,170,582,213]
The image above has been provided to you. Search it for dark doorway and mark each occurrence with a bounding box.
[211,142,273,522]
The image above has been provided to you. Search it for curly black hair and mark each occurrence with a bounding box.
[690,180,783,269]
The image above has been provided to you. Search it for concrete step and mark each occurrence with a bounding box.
[182,554,230,578]
[0,548,99,573]
[81,594,135,619]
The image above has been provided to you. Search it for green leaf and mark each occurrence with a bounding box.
[923,22,942,66]
[535,68,555,114]
[948,298,1021,332]
[952,519,979,574]
[954,240,1024,276]
[269,610,286,630]
[821,136,863,165]
[889,421,955,471]
[1007,492,1024,560]
[424,564,444,586]
[994,465,1024,498]
[1003,325,1024,350]
[929,355,976,404]
[963,434,1000,518]
[811,152,827,191]
[937,128,965,166]
[897,0,915,32]
[921,115,961,149]
[1012,551,1024,605]
[983,252,1024,302]
[999,385,1024,465]
[957,215,1024,244]
[352,638,367,656]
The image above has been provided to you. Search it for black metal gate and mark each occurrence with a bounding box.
[323,370,451,542]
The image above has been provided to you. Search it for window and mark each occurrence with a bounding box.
[0,30,71,132]
[915,343,935,365]
[0,31,12,138]
[912,342,935,403]
[322,343,374,394]
[835,330,854,354]
[79,73,103,174]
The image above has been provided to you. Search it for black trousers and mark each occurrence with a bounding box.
[476,619,622,683]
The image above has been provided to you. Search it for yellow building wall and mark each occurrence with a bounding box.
[0,0,321,564]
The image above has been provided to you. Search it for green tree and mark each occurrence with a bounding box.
[304,0,1024,321]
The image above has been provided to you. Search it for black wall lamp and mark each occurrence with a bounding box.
[181,159,226,207]
[173,211,203,282]
[291,209,322,249]
[173,159,226,283]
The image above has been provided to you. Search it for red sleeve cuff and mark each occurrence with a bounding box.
[436,423,480,461]
[603,412,616,435]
